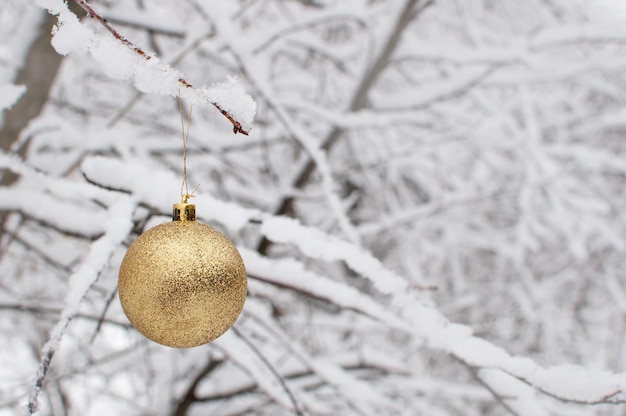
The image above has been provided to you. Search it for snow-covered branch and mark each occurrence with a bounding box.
[34,0,255,134]
[26,197,134,414]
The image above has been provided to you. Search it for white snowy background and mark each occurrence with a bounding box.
[2,0,626,415]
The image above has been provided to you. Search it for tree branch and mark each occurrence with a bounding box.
[0,303,131,329]
[70,0,250,135]
[455,358,520,416]
[171,358,224,416]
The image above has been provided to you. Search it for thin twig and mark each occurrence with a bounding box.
[74,0,150,57]
[501,368,624,405]
[89,287,120,344]
[194,357,393,402]
[1,227,71,273]
[455,357,520,416]
[171,358,224,416]
[106,30,215,127]
[0,303,131,328]
[230,326,305,415]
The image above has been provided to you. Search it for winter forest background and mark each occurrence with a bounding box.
[3,0,626,415]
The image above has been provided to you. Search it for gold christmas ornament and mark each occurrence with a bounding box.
[118,197,248,348]
[119,95,247,348]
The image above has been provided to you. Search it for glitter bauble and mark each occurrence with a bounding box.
[118,218,247,348]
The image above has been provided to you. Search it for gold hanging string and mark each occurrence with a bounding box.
[178,93,195,202]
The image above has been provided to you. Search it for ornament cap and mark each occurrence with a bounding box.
[173,196,196,221]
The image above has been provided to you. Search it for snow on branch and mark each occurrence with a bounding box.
[244,239,626,407]
[259,216,410,294]
[0,151,122,238]
[80,156,411,293]
[0,84,26,111]
[80,156,262,232]
[0,152,123,238]
[0,151,112,201]
[34,0,256,135]
[391,295,626,405]
[254,224,626,405]
[80,155,626,406]
[255,216,626,404]
[243,249,410,331]
[26,197,134,414]
[0,187,106,238]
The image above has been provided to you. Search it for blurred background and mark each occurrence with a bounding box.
[2,1,626,415]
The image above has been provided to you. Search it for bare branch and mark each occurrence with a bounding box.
[172,358,224,416]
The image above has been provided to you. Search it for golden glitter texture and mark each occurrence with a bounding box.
[118,220,247,348]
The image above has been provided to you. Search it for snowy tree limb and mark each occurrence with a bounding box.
[34,0,255,135]
[26,197,134,414]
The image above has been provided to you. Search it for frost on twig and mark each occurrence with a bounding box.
[34,0,255,134]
